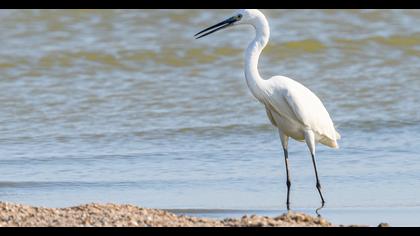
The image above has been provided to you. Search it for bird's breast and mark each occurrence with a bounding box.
[268,108,305,141]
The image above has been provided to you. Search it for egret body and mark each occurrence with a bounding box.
[195,9,340,210]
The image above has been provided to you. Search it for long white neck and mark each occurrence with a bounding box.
[244,15,270,102]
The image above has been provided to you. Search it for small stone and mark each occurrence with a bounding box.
[319,219,328,225]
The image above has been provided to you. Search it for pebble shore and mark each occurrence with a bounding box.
[0,202,387,227]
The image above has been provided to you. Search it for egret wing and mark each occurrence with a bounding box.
[264,76,340,147]
[264,105,277,126]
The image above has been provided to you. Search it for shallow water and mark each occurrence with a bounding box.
[0,9,419,226]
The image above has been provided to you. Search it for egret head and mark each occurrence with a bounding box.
[194,9,264,39]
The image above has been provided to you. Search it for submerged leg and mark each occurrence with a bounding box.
[278,130,291,211]
[304,130,325,205]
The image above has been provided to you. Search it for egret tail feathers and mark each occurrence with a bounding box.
[335,130,341,140]
[319,129,340,149]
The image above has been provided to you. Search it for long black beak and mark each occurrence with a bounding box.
[194,16,239,39]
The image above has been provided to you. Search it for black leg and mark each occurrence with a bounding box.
[315,202,325,217]
[310,153,325,204]
[283,148,291,211]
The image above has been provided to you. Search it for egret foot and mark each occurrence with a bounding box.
[315,201,325,217]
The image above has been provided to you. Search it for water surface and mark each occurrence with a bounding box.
[0,9,419,226]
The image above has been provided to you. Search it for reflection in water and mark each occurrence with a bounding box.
[315,202,325,217]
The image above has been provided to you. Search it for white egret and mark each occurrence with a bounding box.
[195,9,340,210]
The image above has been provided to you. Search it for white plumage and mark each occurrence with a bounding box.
[263,76,340,148]
[195,9,340,211]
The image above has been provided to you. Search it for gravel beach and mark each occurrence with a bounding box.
[0,202,385,227]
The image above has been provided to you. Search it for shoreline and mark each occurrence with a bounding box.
[0,201,388,227]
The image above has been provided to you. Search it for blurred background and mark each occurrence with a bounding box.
[0,9,419,225]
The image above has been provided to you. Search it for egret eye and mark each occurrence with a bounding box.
[237,14,243,20]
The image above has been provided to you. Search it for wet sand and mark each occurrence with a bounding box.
[0,202,389,227]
